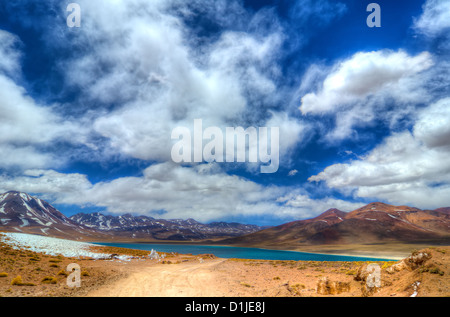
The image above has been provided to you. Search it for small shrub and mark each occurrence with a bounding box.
[49,263,59,268]
[29,257,40,262]
[429,267,444,276]
[273,276,280,280]
[291,283,306,294]
[11,276,23,286]
[81,271,89,277]
[57,270,68,277]
[381,262,395,270]
[0,272,8,278]
[292,283,305,289]
[41,276,57,284]
[9,275,34,286]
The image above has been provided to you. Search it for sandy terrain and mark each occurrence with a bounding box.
[1,232,448,298]
[87,258,228,297]
[86,247,450,297]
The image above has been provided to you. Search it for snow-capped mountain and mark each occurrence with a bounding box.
[0,191,102,240]
[70,212,266,240]
[0,191,265,241]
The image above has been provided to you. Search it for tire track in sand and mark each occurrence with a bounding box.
[86,259,227,297]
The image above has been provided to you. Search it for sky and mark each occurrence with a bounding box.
[0,0,449,226]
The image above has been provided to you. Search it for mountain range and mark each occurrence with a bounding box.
[0,191,265,241]
[1,191,449,246]
[220,202,450,247]
[69,212,265,240]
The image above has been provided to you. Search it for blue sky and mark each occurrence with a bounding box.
[0,0,449,226]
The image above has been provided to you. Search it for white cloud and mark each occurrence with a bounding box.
[0,30,81,170]
[300,50,433,115]
[277,194,363,218]
[288,169,298,176]
[413,97,450,148]
[309,98,450,209]
[0,145,54,170]
[0,76,63,145]
[56,0,307,168]
[414,0,450,37]
[0,169,92,200]
[0,30,21,77]
[299,50,434,141]
[0,162,365,222]
[265,111,308,159]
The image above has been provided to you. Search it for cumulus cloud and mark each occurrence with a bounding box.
[0,30,80,170]
[299,50,434,141]
[7,0,448,224]
[50,0,307,171]
[413,97,450,149]
[0,162,360,222]
[414,0,450,37]
[0,169,92,199]
[0,76,64,145]
[309,98,450,209]
[300,50,433,114]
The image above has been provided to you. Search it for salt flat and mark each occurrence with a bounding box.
[0,232,130,260]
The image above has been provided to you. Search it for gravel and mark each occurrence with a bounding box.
[0,232,131,260]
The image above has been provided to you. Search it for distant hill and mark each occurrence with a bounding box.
[219,202,450,247]
[0,191,265,241]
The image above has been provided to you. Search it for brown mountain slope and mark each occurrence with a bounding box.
[219,202,450,247]
[0,191,107,240]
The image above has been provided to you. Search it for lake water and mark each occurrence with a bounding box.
[93,242,393,262]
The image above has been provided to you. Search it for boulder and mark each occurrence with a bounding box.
[316,277,350,295]
[386,251,432,273]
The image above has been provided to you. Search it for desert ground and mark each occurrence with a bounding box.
[0,236,448,297]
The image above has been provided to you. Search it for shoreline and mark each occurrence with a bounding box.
[91,241,403,261]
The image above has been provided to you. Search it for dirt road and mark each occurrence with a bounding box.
[86,259,228,297]
[83,247,449,297]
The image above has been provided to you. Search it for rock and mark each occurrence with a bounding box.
[386,251,432,273]
[148,249,159,260]
[355,264,370,281]
[354,263,382,296]
[386,261,408,273]
[404,251,432,270]
[316,277,350,295]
